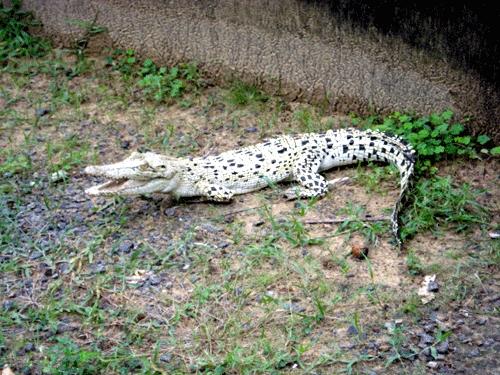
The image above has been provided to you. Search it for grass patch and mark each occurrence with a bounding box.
[226,81,268,106]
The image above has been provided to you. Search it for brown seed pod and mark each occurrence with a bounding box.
[351,237,369,259]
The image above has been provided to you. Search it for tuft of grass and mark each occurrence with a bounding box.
[400,176,489,241]
[0,0,51,63]
[226,81,268,106]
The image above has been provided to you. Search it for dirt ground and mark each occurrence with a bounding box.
[0,52,499,374]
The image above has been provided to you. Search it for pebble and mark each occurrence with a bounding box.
[149,275,161,286]
[436,340,449,354]
[282,302,305,313]
[50,170,68,183]
[164,207,177,217]
[120,140,131,149]
[23,343,35,353]
[468,348,480,357]
[419,333,434,345]
[347,325,359,336]
[427,280,439,292]
[159,353,172,362]
[90,261,107,274]
[2,300,15,311]
[476,317,487,325]
[245,126,258,133]
[199,223,222,233]
[35,108,50,117]
[426,361,439,369]
[29,251,43,260]
[118,240,135,253]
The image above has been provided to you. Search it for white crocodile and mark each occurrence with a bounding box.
[85,128,415,244]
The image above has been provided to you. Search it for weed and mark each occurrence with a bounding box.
[226,81,268,106]
[406,249,424,276]
[357,110,498,175]
[400,176,489,241]
[0,0,51,63]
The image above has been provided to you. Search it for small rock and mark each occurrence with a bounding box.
[35,108,50,117]
[29,251,43,260]
[436,340,449,354]
[2,300,15,311]
[245,126,258,133]
[427,280,439,292]
[424,323,436,332]
[282,302,306,313]
[118,240,135,253]
[418,333,434,348]
[426,361,439,369]
[23,343,35,353]
[159,353,172,363]
[50,170,68,183]
[90,261,107,274]
[347,325,359,336]
[199,223,222,233]
[476,317,487,325]
[120,140,131,149]
[149,275,161,286]
[468,348,480,357]
[164,207,177,217]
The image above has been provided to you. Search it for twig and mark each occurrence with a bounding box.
[304,216,388,225]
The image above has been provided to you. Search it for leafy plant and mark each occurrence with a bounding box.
[226,81,268,106]
[357,110,496,175]
[0,0,51,63]
[405,249,424,276]
[400,176,489,241]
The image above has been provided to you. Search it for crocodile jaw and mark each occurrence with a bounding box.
[85,178,171,195]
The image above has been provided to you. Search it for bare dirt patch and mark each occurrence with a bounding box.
[1,51,498,374]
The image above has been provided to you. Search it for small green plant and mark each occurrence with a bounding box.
[106,48,138,76]
[137,59,199,102]
[359,110,497,175]
[400,176,489,241]
[226,81,268,106]
[0,0,51,63]
[405,249,424,276]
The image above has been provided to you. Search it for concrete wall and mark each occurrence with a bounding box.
[22,0,499,140]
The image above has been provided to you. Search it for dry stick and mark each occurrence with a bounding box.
[304,215,388,225]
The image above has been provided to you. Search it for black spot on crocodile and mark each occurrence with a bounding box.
[255,153,263,158]
[369,142,374,147]
[352,155,357,160]
[359,145,365,151]
[223,166,227,170]
[389,148,395,153]
[325,137,332,143]
[255,164,261,168]
[349,140,354,145]
[347,135,353,139]
[301,140,309,145]
[300,176,306,181]
[370,136,377,141]
[327,144,333,149]
[271,159,276,164]
[277,147,287,154]
[237,164,244,168]
[343,145,348,153]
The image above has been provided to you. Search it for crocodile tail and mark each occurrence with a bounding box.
[338,128,416,245]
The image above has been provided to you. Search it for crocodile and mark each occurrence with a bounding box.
[85,128,415,244]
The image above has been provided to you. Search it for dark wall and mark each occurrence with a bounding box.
[314,1,499,89]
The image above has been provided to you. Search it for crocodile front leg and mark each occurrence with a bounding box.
[195,179,235,202]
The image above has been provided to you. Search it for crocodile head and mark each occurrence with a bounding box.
[84,152,181,195]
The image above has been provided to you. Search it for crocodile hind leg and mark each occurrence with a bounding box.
[283,153,328,200]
